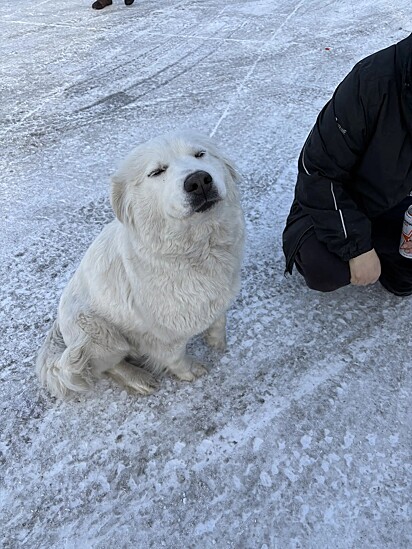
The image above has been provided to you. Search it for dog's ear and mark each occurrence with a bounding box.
[204,137,240,182]
[222,155,240,183]
[111,175,130,224]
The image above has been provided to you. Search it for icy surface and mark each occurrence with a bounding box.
[1,0,411,547]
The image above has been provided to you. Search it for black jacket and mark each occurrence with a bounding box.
[283,33,412,274]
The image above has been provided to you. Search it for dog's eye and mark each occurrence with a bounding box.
[194,150,206,158]
[148,167,167,177]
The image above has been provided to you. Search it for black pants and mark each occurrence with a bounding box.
[295,199,412,296]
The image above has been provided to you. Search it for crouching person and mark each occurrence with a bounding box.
[283,33,412,296]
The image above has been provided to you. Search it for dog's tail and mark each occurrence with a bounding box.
[36,320,91,399]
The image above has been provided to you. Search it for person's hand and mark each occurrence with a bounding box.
[400,240,412,252]
[349,249,381,286]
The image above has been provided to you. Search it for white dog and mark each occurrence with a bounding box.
[36,131,245,398]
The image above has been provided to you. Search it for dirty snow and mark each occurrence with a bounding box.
[0,0,411,547]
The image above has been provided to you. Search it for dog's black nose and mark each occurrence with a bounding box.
[184,171,213,195]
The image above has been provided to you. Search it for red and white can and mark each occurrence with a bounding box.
[399,205,412,258]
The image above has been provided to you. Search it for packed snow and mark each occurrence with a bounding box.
[0,0,411,547]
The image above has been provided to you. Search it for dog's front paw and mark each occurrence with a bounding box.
[171,360,208,382]
[189,361,208,379]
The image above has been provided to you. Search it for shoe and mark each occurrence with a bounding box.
[92,0,112,9]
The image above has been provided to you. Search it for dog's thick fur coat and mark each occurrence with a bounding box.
[36,131,245,398]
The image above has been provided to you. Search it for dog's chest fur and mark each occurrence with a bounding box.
[127,221,243,339]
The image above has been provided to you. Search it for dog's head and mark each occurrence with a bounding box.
[111,131,239,226]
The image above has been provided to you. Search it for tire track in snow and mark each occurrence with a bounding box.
[210,0,307,137]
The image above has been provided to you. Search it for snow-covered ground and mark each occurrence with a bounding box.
[1,0,411,547]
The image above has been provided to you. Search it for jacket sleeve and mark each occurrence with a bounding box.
[295,62,380,262]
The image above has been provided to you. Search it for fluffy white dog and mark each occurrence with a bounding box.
[36,131,245,398]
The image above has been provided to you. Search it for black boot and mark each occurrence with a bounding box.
[92,0,112,9]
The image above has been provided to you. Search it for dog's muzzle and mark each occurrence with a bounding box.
[184,170,220,213]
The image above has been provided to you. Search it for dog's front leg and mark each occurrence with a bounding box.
[146,339,208,382]
[168,354,208,381]
[204,313,227,351]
